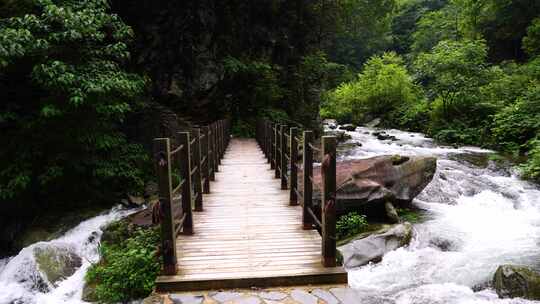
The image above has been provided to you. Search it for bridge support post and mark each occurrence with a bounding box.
[178,132,194,235]
[191,128,203,211]
[321,136,337,267]
[153,138,177,274]
[302,131,314,230]
[201,126,211,193]
[290,127,298,205]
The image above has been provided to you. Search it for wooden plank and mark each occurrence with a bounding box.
[156,138,346,292]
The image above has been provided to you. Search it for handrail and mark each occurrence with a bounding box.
[170,144,184,156]
[153,118,232,275]
[255,118,337,268]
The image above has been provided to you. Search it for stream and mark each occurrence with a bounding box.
[1,126,539,303]
[339,126,540,304]
[0,207,134,304]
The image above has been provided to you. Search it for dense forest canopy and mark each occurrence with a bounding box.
[1,0,540,254]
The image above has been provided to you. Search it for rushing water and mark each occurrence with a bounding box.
[339,126,540,304]
[0,206,134,304]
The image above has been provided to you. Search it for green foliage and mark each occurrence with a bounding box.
[85,227,161,303]
[0,0,149,206]
[523,18,540,57]
[336,212,368,240]
[322,52,423,125]
[411,4,460,53]
[521,139,540,182]
[327,0,397,68]
[492,84,540,152]
[397,208,422,223]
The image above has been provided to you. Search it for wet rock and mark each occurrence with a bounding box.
[301,155,437,215]
[323,119,338,129]
[170,293,204,304]
[339,124,357,131]
[82,282,98,302]
[338,222,413,268]
[493,265,540,300]
[385,201,400,223]
[325,130,352,143]
[128,194,146,206]
[33,243,82,286]
[365,118,381,128]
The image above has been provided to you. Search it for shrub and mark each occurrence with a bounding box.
[85,227,161,303]
[336,212,368,240]
[521,139,540,182]
[321,52,423,125]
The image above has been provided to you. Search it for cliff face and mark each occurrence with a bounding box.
[111,0,321,124]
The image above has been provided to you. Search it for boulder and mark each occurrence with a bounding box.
[339,124,357,131]
[33,243,82,286]
[493,265,540,300]
[323,119,338,129]
[301,155,437,218]
[338,222,413,268]
[373,131,397,141]
[365,118,381,128]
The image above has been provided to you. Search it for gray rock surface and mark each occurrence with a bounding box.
[290,289,318,304]
[170,293,204,304]
[311,288,339,304]
[493,265,540,300]
[33,243,82,286]
[257,291,288,301]
[210,291,243,303]
[338,222,413,268]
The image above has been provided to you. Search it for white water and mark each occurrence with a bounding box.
[0,206,135,304]
[339,126,540,303]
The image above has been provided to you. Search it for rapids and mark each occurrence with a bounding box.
[0,207,135,304]
[341,126,540,304]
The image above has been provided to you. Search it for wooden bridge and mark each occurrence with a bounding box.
[153,119,346,292]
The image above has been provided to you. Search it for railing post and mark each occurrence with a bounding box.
[290,127,298,205]
[153,138,177,275]
[214,123,220,170]
[201,126,211,193]
[208,124,216,181]
[321,136,337,267]
[178,132,194,235]
[280,125,287,190]
[270,122,275,169]
[274,123,280,178]
[302,131,313,230]
[266,121,271,162]
[191,128,203,212]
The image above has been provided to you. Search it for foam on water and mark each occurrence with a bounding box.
[337,126,540,303]
[0,206,135,304]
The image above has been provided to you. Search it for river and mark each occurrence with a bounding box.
[1,126,539,303]
[341,126,540,304]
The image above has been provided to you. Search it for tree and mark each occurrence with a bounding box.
[0,0,148,211]
[523,18,540,58]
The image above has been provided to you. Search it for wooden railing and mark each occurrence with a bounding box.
[256,119,337,267]
[153,118,231,275]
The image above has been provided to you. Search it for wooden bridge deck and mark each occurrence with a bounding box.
[155,138,347,291]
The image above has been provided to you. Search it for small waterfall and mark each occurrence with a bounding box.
[0,206,135,304]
